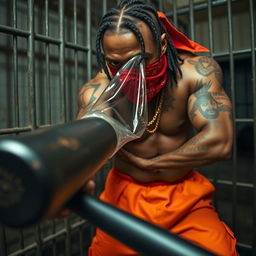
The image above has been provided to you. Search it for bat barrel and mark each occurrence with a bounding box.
[0,117,117,227]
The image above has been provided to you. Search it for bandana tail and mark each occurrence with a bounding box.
[157,11,210,53]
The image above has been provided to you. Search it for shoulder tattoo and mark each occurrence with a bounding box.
[188,56,223,84]
[189,80,232,120]
[78,84,100,109]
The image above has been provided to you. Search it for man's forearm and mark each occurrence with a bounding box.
[151,131,231,170]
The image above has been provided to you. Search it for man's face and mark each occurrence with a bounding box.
[102,21,159,76]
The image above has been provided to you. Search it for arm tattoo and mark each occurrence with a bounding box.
[78,84,100,109]
[189,80,232,120]
[175,135,209,153]
[188,56,223,84]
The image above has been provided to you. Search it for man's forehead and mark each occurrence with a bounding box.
[104,20,154,41]
[105,52,152,62]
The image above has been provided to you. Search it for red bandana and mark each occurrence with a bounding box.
[107,12,209,103]
[157,11,210,53]
[108,54,167,103]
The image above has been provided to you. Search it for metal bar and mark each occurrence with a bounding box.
[249,0,256,251]
[0,24,30,37]
[235,118,254,122]
[13,0,17,28]
[45,0,51,124]
[28,0,36,130]
[213,47,256,57]
[207,0,220,211]
[13,0,19,129]
[45,0,49,36]
[0,226,7,256]
[43,220,88,243]
[37,124,56,129]
[59,0,66,122]
[34,34,61,44]
[103,0,107,15]
[74,0,77,44]
[18,229,25,254]
[86,0,93,243]
[65,218,71,256]
[158,0,163,11]
[74,0,79,111]
[7,220,88,256]
[48,45,256,58]
[78,221,90,256]
[207,0,214,55]
[208,178,254,188]
[237,242,253,249]
[35,225,42,256]
[52,220,57,256]
[74,50,78,111]
[65,41,89,51]
[71,219,88,229]
[79,226,84,255]
[86,0,92,81]
[227,0,237,234]
[166,0,239,17]
[189,0,195,41]
[0,126,32,135]
[172,0,178,27]
[8,243,36,256]
[70,194,215,256]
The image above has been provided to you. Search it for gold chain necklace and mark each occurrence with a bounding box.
[141,89,164,134]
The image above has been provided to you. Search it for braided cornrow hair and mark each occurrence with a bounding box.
[96,0,182,84]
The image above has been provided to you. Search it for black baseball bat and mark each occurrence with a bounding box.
[0,117,215,255]
[0,117,117,227]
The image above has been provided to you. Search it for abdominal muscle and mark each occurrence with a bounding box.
[114,131,192,183]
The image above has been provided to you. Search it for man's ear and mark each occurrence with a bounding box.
[161,33,167,54]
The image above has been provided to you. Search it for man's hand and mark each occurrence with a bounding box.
[51,179,96,219]
[118,149,154,170]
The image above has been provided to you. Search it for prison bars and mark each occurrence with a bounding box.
[0,0,92,255]
[0,0,91,134]
[249,0,256,252]
[0,0,255,255]
[167,0,255,253]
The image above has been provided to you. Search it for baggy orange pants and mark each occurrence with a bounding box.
[89,169,239,256]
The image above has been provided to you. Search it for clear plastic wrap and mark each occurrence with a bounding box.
[82,55,148,155]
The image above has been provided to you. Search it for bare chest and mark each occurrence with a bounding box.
[148,84,190,136]
[123,82,191,156]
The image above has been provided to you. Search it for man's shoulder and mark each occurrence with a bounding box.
[78,71,109,103]
[180,52,221,76]
[178,52,223,86]
[84,71,109,87]
[78,71,109,96]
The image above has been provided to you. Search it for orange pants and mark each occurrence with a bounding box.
[89,169,238,256]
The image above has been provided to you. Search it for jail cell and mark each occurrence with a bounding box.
[0,0,255,255]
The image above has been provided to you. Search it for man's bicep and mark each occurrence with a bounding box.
[187,78,233,131]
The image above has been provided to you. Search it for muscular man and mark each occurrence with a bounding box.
[77,1,238,255]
